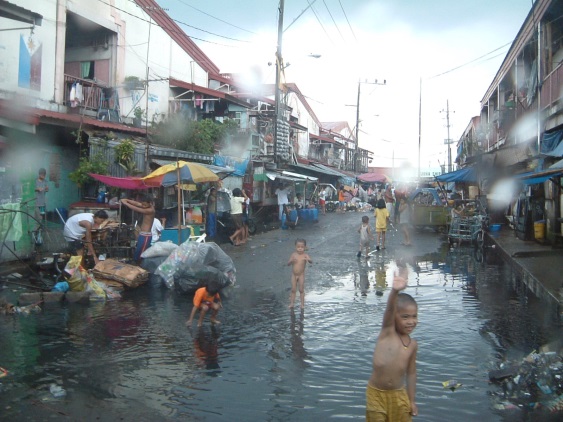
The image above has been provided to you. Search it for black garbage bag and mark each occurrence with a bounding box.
[155,242,236,292]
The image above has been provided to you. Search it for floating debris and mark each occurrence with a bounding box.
[489,348,563,416]
[442,380,462,391]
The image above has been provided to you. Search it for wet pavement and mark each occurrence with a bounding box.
[486,228,563,310]
[0,210,562,421]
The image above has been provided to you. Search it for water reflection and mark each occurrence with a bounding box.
[0,242,560,421]
[191,326,220,373]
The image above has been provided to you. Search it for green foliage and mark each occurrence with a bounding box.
[134,107,145,119]
[68,153,108,186]
[118,158,140,176]
[152,116,238,155]
[115,139,135,164]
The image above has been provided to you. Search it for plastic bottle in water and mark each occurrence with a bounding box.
[50,383,66,398]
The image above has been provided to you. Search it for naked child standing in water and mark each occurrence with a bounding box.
[287,238,313,308]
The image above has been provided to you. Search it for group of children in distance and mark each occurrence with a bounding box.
[358,197,413,258]
[186,222,419,420]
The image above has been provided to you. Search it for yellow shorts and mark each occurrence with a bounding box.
[366,384,412,422]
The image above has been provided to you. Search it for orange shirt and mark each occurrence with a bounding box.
[338,190,345,201]
[193,287,220,307]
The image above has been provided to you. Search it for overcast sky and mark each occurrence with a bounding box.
[156,0,532,169]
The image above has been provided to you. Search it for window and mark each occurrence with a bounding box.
[80,61,95,79]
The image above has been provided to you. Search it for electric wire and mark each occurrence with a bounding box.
[306,0,333,45]
[284,0,318,33]
[338,0,357,42]
[323,0,345,43]
[170,0,256,34]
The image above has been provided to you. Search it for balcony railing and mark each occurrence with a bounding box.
[63,74,106,111]
[541,62,563,111]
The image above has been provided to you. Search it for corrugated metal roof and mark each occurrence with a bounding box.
[134,0,220,75]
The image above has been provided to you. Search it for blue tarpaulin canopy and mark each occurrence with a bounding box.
[515,168,563,185]
[435,167,477,183]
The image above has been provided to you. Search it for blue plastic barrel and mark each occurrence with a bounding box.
[289,209,298,223]
[311,208,319,221]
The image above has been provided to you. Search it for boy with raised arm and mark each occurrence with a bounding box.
[367,259,418,421]
[287,238,312,308]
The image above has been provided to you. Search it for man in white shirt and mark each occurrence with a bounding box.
[275,185,290,221]
[63,210,108,265]
[151,218,163,244]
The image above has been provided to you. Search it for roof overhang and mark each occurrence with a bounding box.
[0,99,146,135]
[169,78,251,108]
[0,0,42,25]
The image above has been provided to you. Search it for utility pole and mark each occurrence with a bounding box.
[273,0,285,165]
[418,78,422,181]
[441,100,454,173]
[353,79,386,173]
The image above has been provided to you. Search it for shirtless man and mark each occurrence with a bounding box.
[287,238,313,308]
[367,259,419,421]
[121,194,155,262]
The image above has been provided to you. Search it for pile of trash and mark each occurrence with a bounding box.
[489,347,563,417]
[141,241,236,293]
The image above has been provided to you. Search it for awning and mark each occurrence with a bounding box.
[357,172,392,183]
[281,170,317,181]
[169,78,251,108]
[149,146,213,162]
[266,172,304,182]
[435,167,477,183]
[311,163,348,177]
[290,162,338,178]
[265,171,318,182]
[152,159,234,175]
[515,168,563,185]
[89,173,149,189]
[253,173,269,182]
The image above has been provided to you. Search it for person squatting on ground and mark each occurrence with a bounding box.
[287,238,313,308]
[374,198,390,251]
[34,168,48,229]
[357,215,374,258]
[63,210,108,265]
[120,195,155,262]
[186,282,222,327]
[229,188,248,246]
[399,197,412,246]
[366,259,418,421]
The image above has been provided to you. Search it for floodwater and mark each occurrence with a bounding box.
[0,243,561,421]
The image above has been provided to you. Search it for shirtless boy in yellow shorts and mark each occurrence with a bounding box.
[367,259,418,421]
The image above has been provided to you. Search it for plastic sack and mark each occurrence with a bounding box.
[140,241,178,259]
[155,241,236,292]
[51,282,69,292]
[84,272,106,301]
[65,256,87,292]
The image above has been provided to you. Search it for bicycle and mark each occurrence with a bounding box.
[472,213,489,249]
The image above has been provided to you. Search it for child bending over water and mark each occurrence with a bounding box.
[287,238,312,308]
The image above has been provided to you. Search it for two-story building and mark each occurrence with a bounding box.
[456,0,563,242]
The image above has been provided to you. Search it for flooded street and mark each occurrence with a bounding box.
[1,212,561,421]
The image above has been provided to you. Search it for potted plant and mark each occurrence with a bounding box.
[69,153,109,188]
[133,106,145,127]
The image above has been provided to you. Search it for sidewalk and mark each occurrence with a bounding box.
[487,227,563,310]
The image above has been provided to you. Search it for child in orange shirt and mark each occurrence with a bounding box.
[186,283,222,327]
